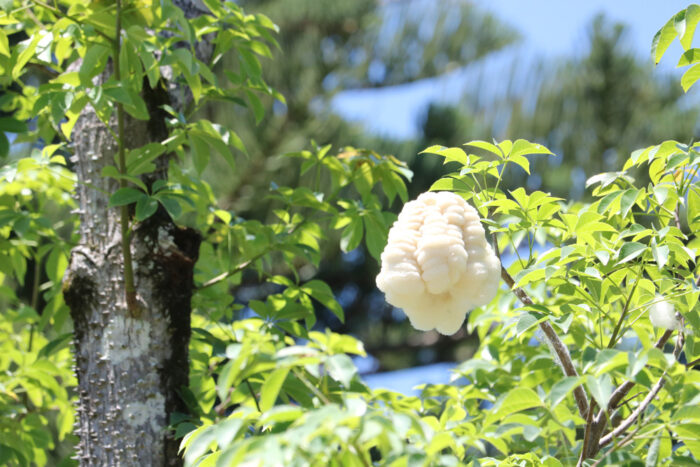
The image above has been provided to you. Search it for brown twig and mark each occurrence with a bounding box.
[607,263,644,349]
[599,330,684,449]
[499,262,589,418]
[577,401,598,467]
[604,329,673,413]
[590,426,639,467]
[197,258,256,290]
[580,329,674,459]
[673,205,682,231]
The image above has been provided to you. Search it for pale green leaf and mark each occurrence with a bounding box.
[681,63,700,91]
[260,367,289,412]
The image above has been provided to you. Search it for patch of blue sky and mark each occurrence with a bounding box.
[332,0,696,140]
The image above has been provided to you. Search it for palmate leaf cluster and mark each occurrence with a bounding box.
[0,0,698,466]
[0,149,78,464]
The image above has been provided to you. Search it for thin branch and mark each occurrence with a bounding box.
[604,329,673,413]
[197,257,256,290]
[590,426,639,467]
[577,401,597,467]
[292,368,330,405]
[498,252,589,418]
[607,263,644,348]
[673,204,682,231]
[599,330,684,449]
[196,219,312,290]
[245,379,261,412]
[579,329,674,459]
[112,0,138,315]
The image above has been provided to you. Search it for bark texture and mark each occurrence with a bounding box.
[62,71,200,465]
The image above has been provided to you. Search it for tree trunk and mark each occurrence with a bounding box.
[62,70,200,466]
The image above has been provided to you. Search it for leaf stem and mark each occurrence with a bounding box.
[113,0,138,315]
[607,262,644,349]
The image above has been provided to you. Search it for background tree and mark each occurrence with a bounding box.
[491,15,699,198]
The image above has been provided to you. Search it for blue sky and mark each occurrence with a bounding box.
[333,0,695,139]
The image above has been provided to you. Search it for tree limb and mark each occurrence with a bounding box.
[582,328,674,459]
[598,330,684,449]
[603,329,673,413]
[499,263,589,418]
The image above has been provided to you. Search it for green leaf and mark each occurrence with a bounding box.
[245,90,264,124]
[618,242,646,264]
[492,387,542,421]
[651,241,670,270]
[101,165,149,192]
[646,433,661,467]
[259,367,289,412]
[326,354,356,387]
[677,48,700,66]
[586,373,614,408]
[126,143,166,176]
[79,45,110,85]
[688,186,700,231]
[189,134,210,174]
[134,196,158,221]
[515,312,540,337]
[619,189,639,218]
[363,212,388,261]
[12,34,40,79]
[340,218,363,253]
[38,332,73,358]
[652,17,678,64]
[464,140,501,157]
[678,5,700,50]
[0,117,27,133]
[212,418,244,451]
[108,187,146,207]
[301,280,343,322]
[681,63,700,91]
[157,195,182,220]
[510,139,554,159]
[547,377,581,409]
[419,146,468,166]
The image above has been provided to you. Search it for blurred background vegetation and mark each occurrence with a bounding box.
[5,0,696,375]
[195,0,700,372]
[1,1,697,462]
[196,0,699,373]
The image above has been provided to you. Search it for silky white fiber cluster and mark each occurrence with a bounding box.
[376,191,501,335]
[649,297,682,330]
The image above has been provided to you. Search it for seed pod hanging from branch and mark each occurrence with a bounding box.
[376,191,501,335]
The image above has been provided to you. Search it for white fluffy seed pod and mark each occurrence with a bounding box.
[376,191,501,335]
[649,297,682,330]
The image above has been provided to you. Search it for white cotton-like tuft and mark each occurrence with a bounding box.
[376,191,501,335]
[649,297,682,330]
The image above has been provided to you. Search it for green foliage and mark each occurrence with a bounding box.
[0,149,78,465]
[0,1,699,466]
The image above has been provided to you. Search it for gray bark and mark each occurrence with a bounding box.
[62,65,200,466]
